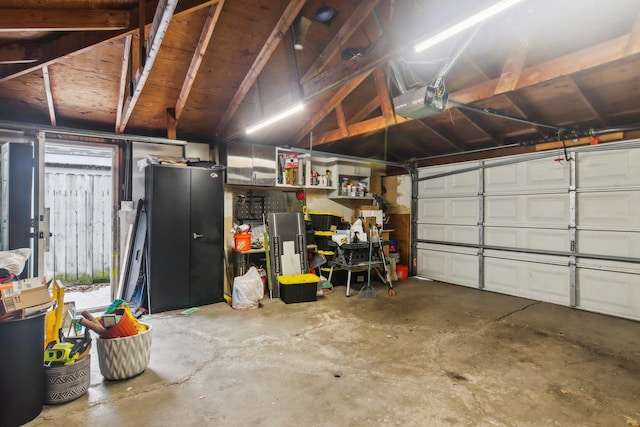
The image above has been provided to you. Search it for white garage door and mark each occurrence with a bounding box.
[416,141,640,321]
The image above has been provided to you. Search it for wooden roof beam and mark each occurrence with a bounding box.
[115,35,132,132]
[414,120,466,152]
[0,44,40,64]
[174,1,224,122]
[42,65,56,126]
[300,0,382,83]
[293,69,373,144]
[455,109,502,146]
[117,0,180,133]
[216,0,306,135]
[372,67,395,126]
[313,114,408,146]
[564,76,607,127]
[0,0,218,82]
[0,9,129,32]
[349,96,380,124]
[335,102,348,138]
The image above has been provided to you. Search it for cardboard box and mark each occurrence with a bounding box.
[0,277,46,296]
[1,286,51,314]
[359,210,384,227]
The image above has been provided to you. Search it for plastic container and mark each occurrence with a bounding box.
[309,211,342,231]
[44,354,91,404]
[278,274,320,303]
[314,230,334,251]
[389,240,398,253]
[396,264,409,281]
[234,233,252,252]
[96,323,152,380]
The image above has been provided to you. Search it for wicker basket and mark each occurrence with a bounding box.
[96,323,152,380]
[44,354,91,404]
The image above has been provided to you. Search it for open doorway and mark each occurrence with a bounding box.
[44,143,115,311]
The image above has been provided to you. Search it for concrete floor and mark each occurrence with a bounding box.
[26,278,640,427]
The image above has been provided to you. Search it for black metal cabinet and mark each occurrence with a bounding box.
[145,165,224,313]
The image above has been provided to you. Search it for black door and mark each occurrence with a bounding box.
[189,167,224,305]
[146,165,191,312]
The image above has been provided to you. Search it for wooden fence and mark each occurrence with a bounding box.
[44,168,112,285]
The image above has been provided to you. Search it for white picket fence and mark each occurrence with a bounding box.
[44,168,112,285]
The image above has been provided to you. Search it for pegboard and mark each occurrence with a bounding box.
[232,189,304,224]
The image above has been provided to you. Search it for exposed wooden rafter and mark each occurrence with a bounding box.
[372,67,394,126]
[42,65,56,126]
[216,0,306,136]
[349,96,380,124]
[335,102,348,138]
[293,69,373,144]
[564,76,607,127]
[300,0,382,84]
[117,0,180,133]
[455,109,502,146]
[0,44,40,64]
[0,0,217,82]
[174,1,224,122]
[0,9,129,32]
[115,35,132,132]
[415,120,466,152]
[494,45,528,95]
[313,114,408,146]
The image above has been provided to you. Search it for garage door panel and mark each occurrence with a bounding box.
[485,194,569,227]
[577,266,640,321]
[577,149,640,190]
[485,227,569,252]
[577,191,640,229]
[417,197,478,225]
[485,156,569,194]
[416,243,479,288]
[484,255,569,305]
[577,230,640,258]
[418,163,479,197]
[417,224,478,244]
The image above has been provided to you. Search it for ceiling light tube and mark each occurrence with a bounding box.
[246,102,305,134]
[414,0,525,53]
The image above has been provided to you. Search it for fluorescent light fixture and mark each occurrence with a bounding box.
[414,0,525,53]
[246,102,305,134]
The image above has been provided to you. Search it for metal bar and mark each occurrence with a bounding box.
[477,162,485,290]
[569,151,577,307]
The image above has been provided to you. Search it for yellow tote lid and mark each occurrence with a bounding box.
[309,211,342,217]
[278,274,320,285]
[314,230,334,236]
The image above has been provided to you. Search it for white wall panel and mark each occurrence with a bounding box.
[485,156,569,194]
[416,243,478,288]
[485,194,569,228]
[417,224,478,244]
[485,226,569,252]
[416,197,478,225]
[484,253,569,305]
[577,191,640,230]
[577,148,640,190]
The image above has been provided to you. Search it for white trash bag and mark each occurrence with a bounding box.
[0,248,31,275]
[232,266,264,310]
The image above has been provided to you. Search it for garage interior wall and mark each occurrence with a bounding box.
[416,139,640,321]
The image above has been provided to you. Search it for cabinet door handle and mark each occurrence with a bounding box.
[193,233,203,239]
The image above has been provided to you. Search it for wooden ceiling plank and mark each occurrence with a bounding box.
[174,1,224,122]
[300,0,382,84]
[0,9,129,32]
[494,45,528,95]
[0,0,218,83]
[565,76,607,127]
[372,67,394,125]
[0,44,40,64]
[215,0,306,135]
[115,35,132,132]
[42,65,56,126]
[414,120,466,152]
[456,109,501,146]
[335,102,348,138]
[293,69,372,143]
[117,0,180,133]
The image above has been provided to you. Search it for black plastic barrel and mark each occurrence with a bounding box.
[0,313,45,427]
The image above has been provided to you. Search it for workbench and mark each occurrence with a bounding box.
[326,240,394,297]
